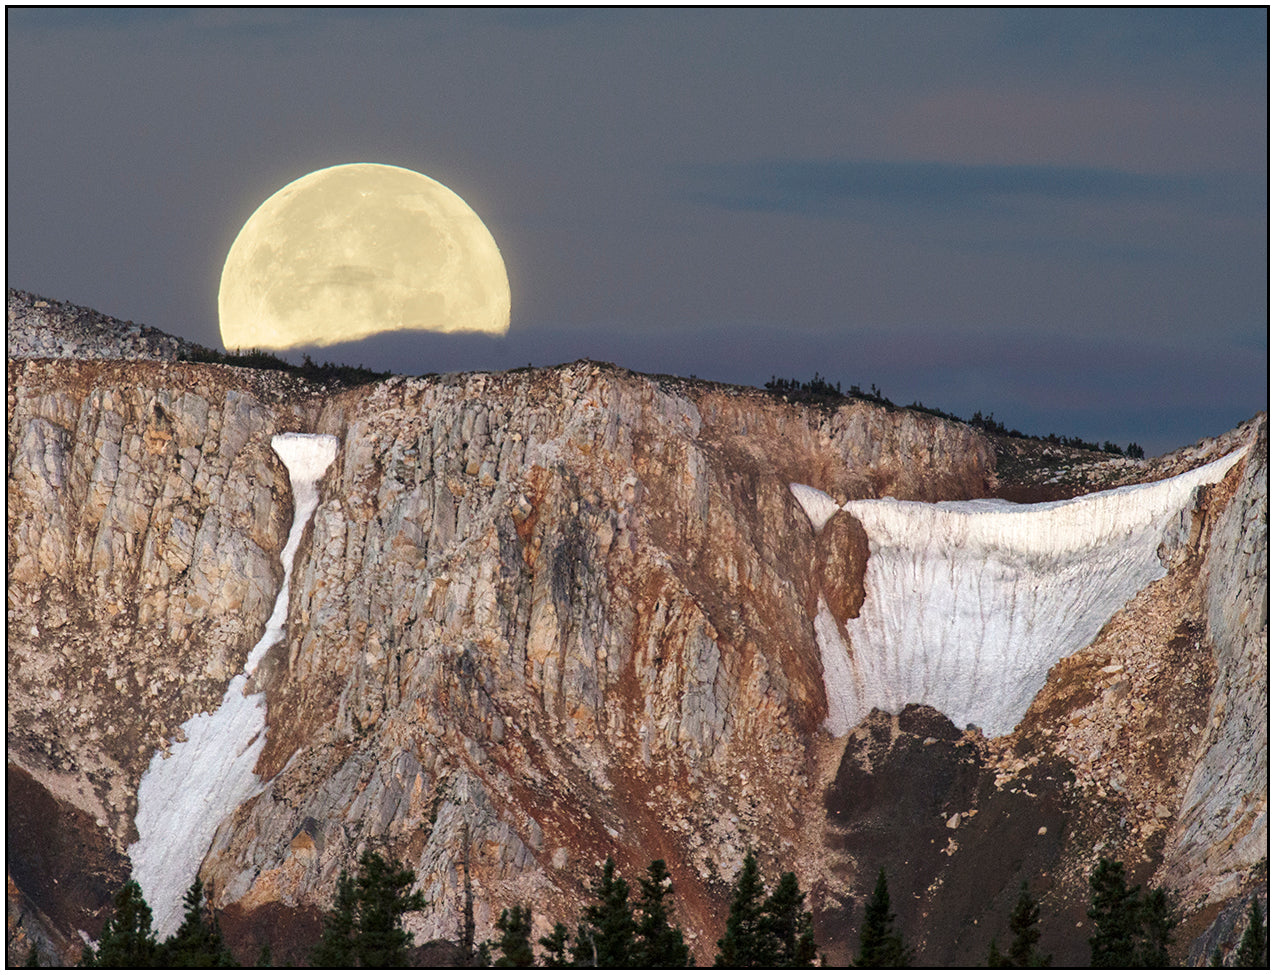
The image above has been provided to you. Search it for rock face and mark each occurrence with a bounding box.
[196,365,997,959]
[1168,419,1268,908]
[130,434,341,936]
[6,291,1267,966]
[5,352,307,962]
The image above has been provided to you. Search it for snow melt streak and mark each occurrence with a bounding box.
[129,433,337,936]
[801,448,1245,739]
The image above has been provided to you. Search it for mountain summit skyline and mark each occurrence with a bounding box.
[7,290,1266,965]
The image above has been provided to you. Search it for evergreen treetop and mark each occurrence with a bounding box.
[81,880,159,968]
[310,868,358,967]
[633,859,691,968]
[1237,895,1269,969]
[571,856,637,967]
[159,877,236,967]
[310,850,425,968]
[537,921,572,968]
[715,852,819,968]
[987,880,1051,968]
[490,904,535,968]
[352,851,426,966]
[1086,857,1177,968]
[761,871,818,968]
[1087,858,1140,967]
[853,868,913,968]
[570,920,597,968]
[1136,887,1174,967]
[715,851,771,967]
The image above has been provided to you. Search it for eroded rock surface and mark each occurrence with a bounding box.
[6,292,1266,966]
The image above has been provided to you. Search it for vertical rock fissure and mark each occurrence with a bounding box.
[128,433,338,936]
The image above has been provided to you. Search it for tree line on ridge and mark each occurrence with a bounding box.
[764,373,1145,458]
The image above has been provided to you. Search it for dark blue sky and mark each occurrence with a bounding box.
[7,8,1267,456]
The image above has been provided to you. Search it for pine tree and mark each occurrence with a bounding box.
[761,871,818,968]
[159,877,237,967]
[1135,886,1175,967]
[310,850,425,967]
[1209,944,1225,967]
[1007,881,1049,967]
[310,868,358,966]
[1087,858,1178,967]
[491,905,535,968]
[988,938,1008,967]
[853,868,912,967]
[1237,896,1269,969]
[81,880,159,968]
[633,859,690,967]
[538,921,572,968]
[570,921,597,968]
[1087,858,1140,967]
[987,880,1050,967]
[576,856,635,966]
[351,850,427,966]
[715,852,771,967]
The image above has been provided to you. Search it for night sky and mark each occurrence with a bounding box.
[7,9,1267,456]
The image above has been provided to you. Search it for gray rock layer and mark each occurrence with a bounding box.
[1166,421,1268,903]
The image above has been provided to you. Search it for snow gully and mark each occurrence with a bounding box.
[129,433,338,935]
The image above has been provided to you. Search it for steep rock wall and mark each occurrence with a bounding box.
[6,323,1264,964]
[1164,420,1268,905]
[202,365,997,952]
[6,360,322,844]
[131,434,340,936]
[7,357,996,960]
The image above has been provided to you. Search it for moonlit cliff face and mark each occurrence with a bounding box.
[793,447,1247,737]
[5,291,1266,968]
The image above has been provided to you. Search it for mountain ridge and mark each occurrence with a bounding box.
[6,290,1267,965]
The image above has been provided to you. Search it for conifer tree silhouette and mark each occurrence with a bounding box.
[853,868,912,967]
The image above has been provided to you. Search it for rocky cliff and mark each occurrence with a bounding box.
[6,290,1267,965]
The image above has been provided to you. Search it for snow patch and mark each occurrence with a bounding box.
[798,447,1246,737]
[129,433,338,936]
[246,435,340,673]
[790,482,840,532]
[813,597,865,736]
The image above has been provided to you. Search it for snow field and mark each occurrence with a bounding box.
[794,447,1247,737]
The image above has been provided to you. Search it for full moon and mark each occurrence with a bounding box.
[218,163,510,350]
